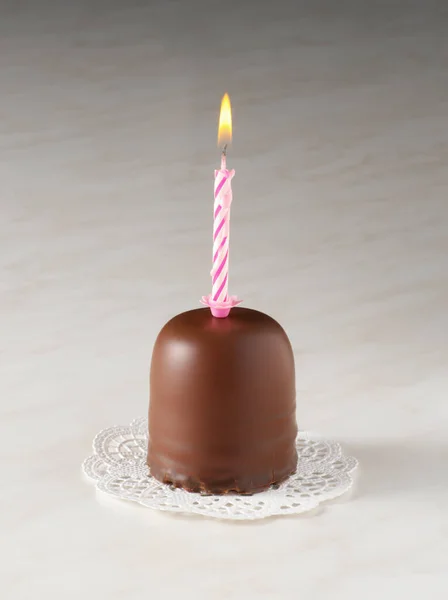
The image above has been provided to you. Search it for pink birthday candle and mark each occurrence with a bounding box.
[212,151,233,303]
[202,94,242,318]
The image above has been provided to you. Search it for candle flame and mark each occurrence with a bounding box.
[218,93,232,148]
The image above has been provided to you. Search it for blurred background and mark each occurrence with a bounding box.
[1,0,447,598]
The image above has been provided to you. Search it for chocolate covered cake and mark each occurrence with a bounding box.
[147,307,297,494]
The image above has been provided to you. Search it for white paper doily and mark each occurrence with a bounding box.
[83,417,358,520]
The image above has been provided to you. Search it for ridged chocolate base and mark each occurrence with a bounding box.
[147,308,297,494]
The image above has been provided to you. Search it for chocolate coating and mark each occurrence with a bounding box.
[148,307,297,494]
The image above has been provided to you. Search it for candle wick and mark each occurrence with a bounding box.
[221,144,227,169]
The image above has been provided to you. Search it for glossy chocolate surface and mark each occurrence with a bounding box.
[147,307,297,494]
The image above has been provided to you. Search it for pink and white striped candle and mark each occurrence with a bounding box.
[212,153,234,303]
[202,94,242,318]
